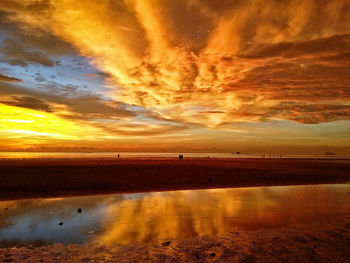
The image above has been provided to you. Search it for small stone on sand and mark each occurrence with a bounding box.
[77,208,82,213]
[211,252,216,257]
[58,222,63,226]
[161,241,171,247]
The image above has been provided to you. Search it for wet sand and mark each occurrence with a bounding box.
[1,215,350,262]
[1,158,350,200]
[1,158,350,262]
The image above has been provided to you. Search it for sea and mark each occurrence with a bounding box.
[0,151,349,159]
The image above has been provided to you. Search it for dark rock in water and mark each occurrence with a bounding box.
[77,208,82,213]
[4,207,8,210]
[208,178,212,182]
[161,241,171,247]
[211,252,216,257]
[58,222,63,226]
[324,151,335,155]
[178,154,183,160]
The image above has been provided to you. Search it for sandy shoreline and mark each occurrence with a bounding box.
[1,215,350,262]
[1,158,350,262]
[0,158,350,200]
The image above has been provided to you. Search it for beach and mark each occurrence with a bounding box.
[1,158,350,262]
[0,158,349,200]
[1,215,350,262]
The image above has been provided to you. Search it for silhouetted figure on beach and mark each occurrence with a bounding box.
[179,154,183,160]
[117,153,120,159]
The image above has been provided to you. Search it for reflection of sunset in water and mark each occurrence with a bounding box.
[1,185,350,246]
[98,185,350,244]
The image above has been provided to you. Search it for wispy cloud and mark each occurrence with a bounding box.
[0,73,21,82]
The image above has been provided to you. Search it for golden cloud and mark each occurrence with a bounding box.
[1,0,350,128]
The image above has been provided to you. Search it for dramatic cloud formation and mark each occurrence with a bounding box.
[0,0,349,153]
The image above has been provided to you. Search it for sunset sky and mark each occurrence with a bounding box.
[0,0,349,154]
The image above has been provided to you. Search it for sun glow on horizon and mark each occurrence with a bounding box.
[0,103,104,143]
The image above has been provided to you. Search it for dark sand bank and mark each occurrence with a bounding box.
[1,215,350,262]
[1,158,350,200]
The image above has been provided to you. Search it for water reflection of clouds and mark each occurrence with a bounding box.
[0,185,350,245]
[97,185,350,244]
[0,196,117,244]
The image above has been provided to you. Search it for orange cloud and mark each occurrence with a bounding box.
[1,0,350,126]
[0,0,350,152]
[0,74,21,82]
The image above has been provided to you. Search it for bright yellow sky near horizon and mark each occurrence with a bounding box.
[0,0,349,154]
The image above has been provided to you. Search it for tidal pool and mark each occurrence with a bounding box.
[0,184,350,246]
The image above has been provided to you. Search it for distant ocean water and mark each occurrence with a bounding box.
[0,152,349,159]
